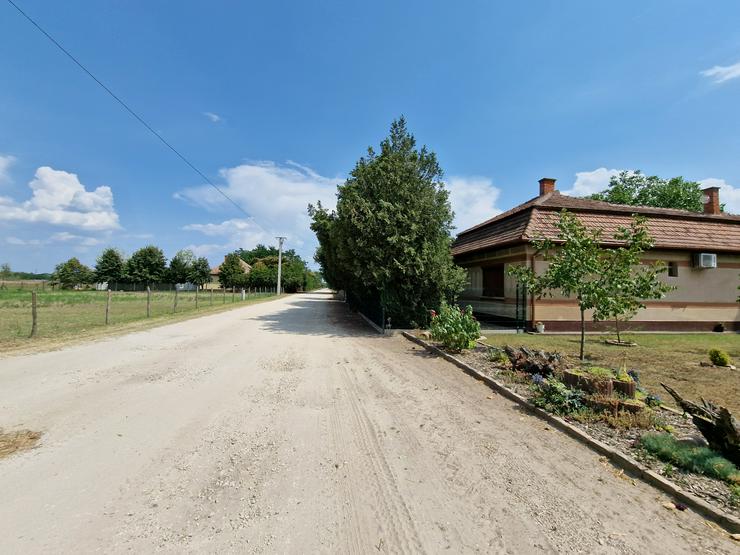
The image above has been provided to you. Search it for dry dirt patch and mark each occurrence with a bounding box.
[0,429,41,459]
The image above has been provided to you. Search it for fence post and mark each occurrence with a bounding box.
[232,286,235,303]
[146,285,151,317]
[241,288,245,301]
[30,291,38,338]
[195,286,199,309]
[173,288,178,313]
[222,287,226,304]
[105,288,112,325]
[210,288,213,305]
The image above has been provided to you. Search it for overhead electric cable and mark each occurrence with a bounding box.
[5,0,250,217]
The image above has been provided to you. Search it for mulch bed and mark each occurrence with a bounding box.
[447,344,740,517]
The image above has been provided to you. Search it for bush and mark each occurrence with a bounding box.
[487,347,509,365]
[639,433,740,483]
[429,303,480,352]
[531,379,585,415]
[708,348,732,366]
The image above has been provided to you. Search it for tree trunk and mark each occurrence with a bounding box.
[579,307,586,361]
[615,317,621,343]
[661,383,740,465]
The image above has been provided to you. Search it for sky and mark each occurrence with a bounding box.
[1,1,740,273]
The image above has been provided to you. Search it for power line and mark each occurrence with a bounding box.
[5,0,250,218]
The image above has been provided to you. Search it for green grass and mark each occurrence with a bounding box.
[639,433,740,483]
[0,288,278,353]
[483,333,740,414]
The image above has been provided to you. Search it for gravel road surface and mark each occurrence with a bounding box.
[0,291,734,553]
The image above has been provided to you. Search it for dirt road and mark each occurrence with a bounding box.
[0,291,734,553]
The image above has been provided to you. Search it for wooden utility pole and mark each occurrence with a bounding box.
[30,291,38,338]
[105,288,112,325]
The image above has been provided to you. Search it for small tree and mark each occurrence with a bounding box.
[0,263,11,279]
[51,257,94,289]
[218,253,247,289]
[189,257,211,288]
[94,248,125,286]
[510,211,603,360]
[168,249,195,285]
[592,217,674,342]
[126,245,167,285]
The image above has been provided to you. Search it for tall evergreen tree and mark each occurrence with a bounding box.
[309,117,466,326]
[168,249,195,284]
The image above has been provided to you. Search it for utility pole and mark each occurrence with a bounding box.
[275,236,286,295]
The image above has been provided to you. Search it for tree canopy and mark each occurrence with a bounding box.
[94,248,126,284]
[589,171,706,212]
[189,257,211,286]
[309,117,466,327]
[236,244,322,292]
[168,249,195,284]
[51,257,94,289]
[218,253,248,288]
[126,245,167,285]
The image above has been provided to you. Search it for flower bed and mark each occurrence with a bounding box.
[446,343,740,517]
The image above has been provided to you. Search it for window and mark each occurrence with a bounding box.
[482,264,505,297]
[667,261,678,278]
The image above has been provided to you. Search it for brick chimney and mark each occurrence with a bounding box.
[539,177,557,196]
[702,186,720,215]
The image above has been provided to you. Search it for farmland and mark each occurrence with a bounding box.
[0,286,278,354]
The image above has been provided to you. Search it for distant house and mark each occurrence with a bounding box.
[209,257,252,285]
[452,178,740,332]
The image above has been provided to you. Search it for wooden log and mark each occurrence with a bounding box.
[661,383,740,465]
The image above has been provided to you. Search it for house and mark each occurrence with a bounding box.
[452,178,740,332]
[209,257,252,285]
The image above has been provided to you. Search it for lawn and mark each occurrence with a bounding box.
[482,333,740,414]
[0,288,278,353]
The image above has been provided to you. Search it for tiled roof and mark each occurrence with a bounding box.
[452,192,740,256]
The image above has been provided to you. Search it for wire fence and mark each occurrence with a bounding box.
[0,286,278,344]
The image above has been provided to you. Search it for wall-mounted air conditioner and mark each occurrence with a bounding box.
[692,253,717,269]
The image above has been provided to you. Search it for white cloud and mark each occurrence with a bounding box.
[0,154,15,184]
[562,167,622,197]
[50,231,103,246]
[0,166,120,230]
[177,161,341,262]
[6,236,42,246]
[699,178,740,214]
[203,111,222,123]
[701,62,740,84]
[446,176,502,232]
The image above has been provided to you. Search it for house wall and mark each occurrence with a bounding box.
[455,247,740,331]
[533,249,740,331]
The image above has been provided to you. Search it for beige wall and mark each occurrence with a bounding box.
[456,245,739,326]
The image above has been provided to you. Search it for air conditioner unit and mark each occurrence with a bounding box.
[692,253,717,269]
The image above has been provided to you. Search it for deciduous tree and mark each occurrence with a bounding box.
[189,257,211,287]
[51,257,94,289]
[94,248,125,286]
[218,253,247,289]
[168,249,195,284]
[590,171,706,212]
[126,245,167,285]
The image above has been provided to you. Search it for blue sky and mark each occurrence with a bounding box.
[2,1,740,273]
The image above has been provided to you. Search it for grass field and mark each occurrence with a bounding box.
[483,333,740,414]
[0,288,278,354]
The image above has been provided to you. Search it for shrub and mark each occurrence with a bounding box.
[708,348,731,367]
[531,379,585,415]
[583,366,614,380]
[429,303,480,352]
[487,347,509,365]
[730,484,740,507]
[639,433,740,483]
